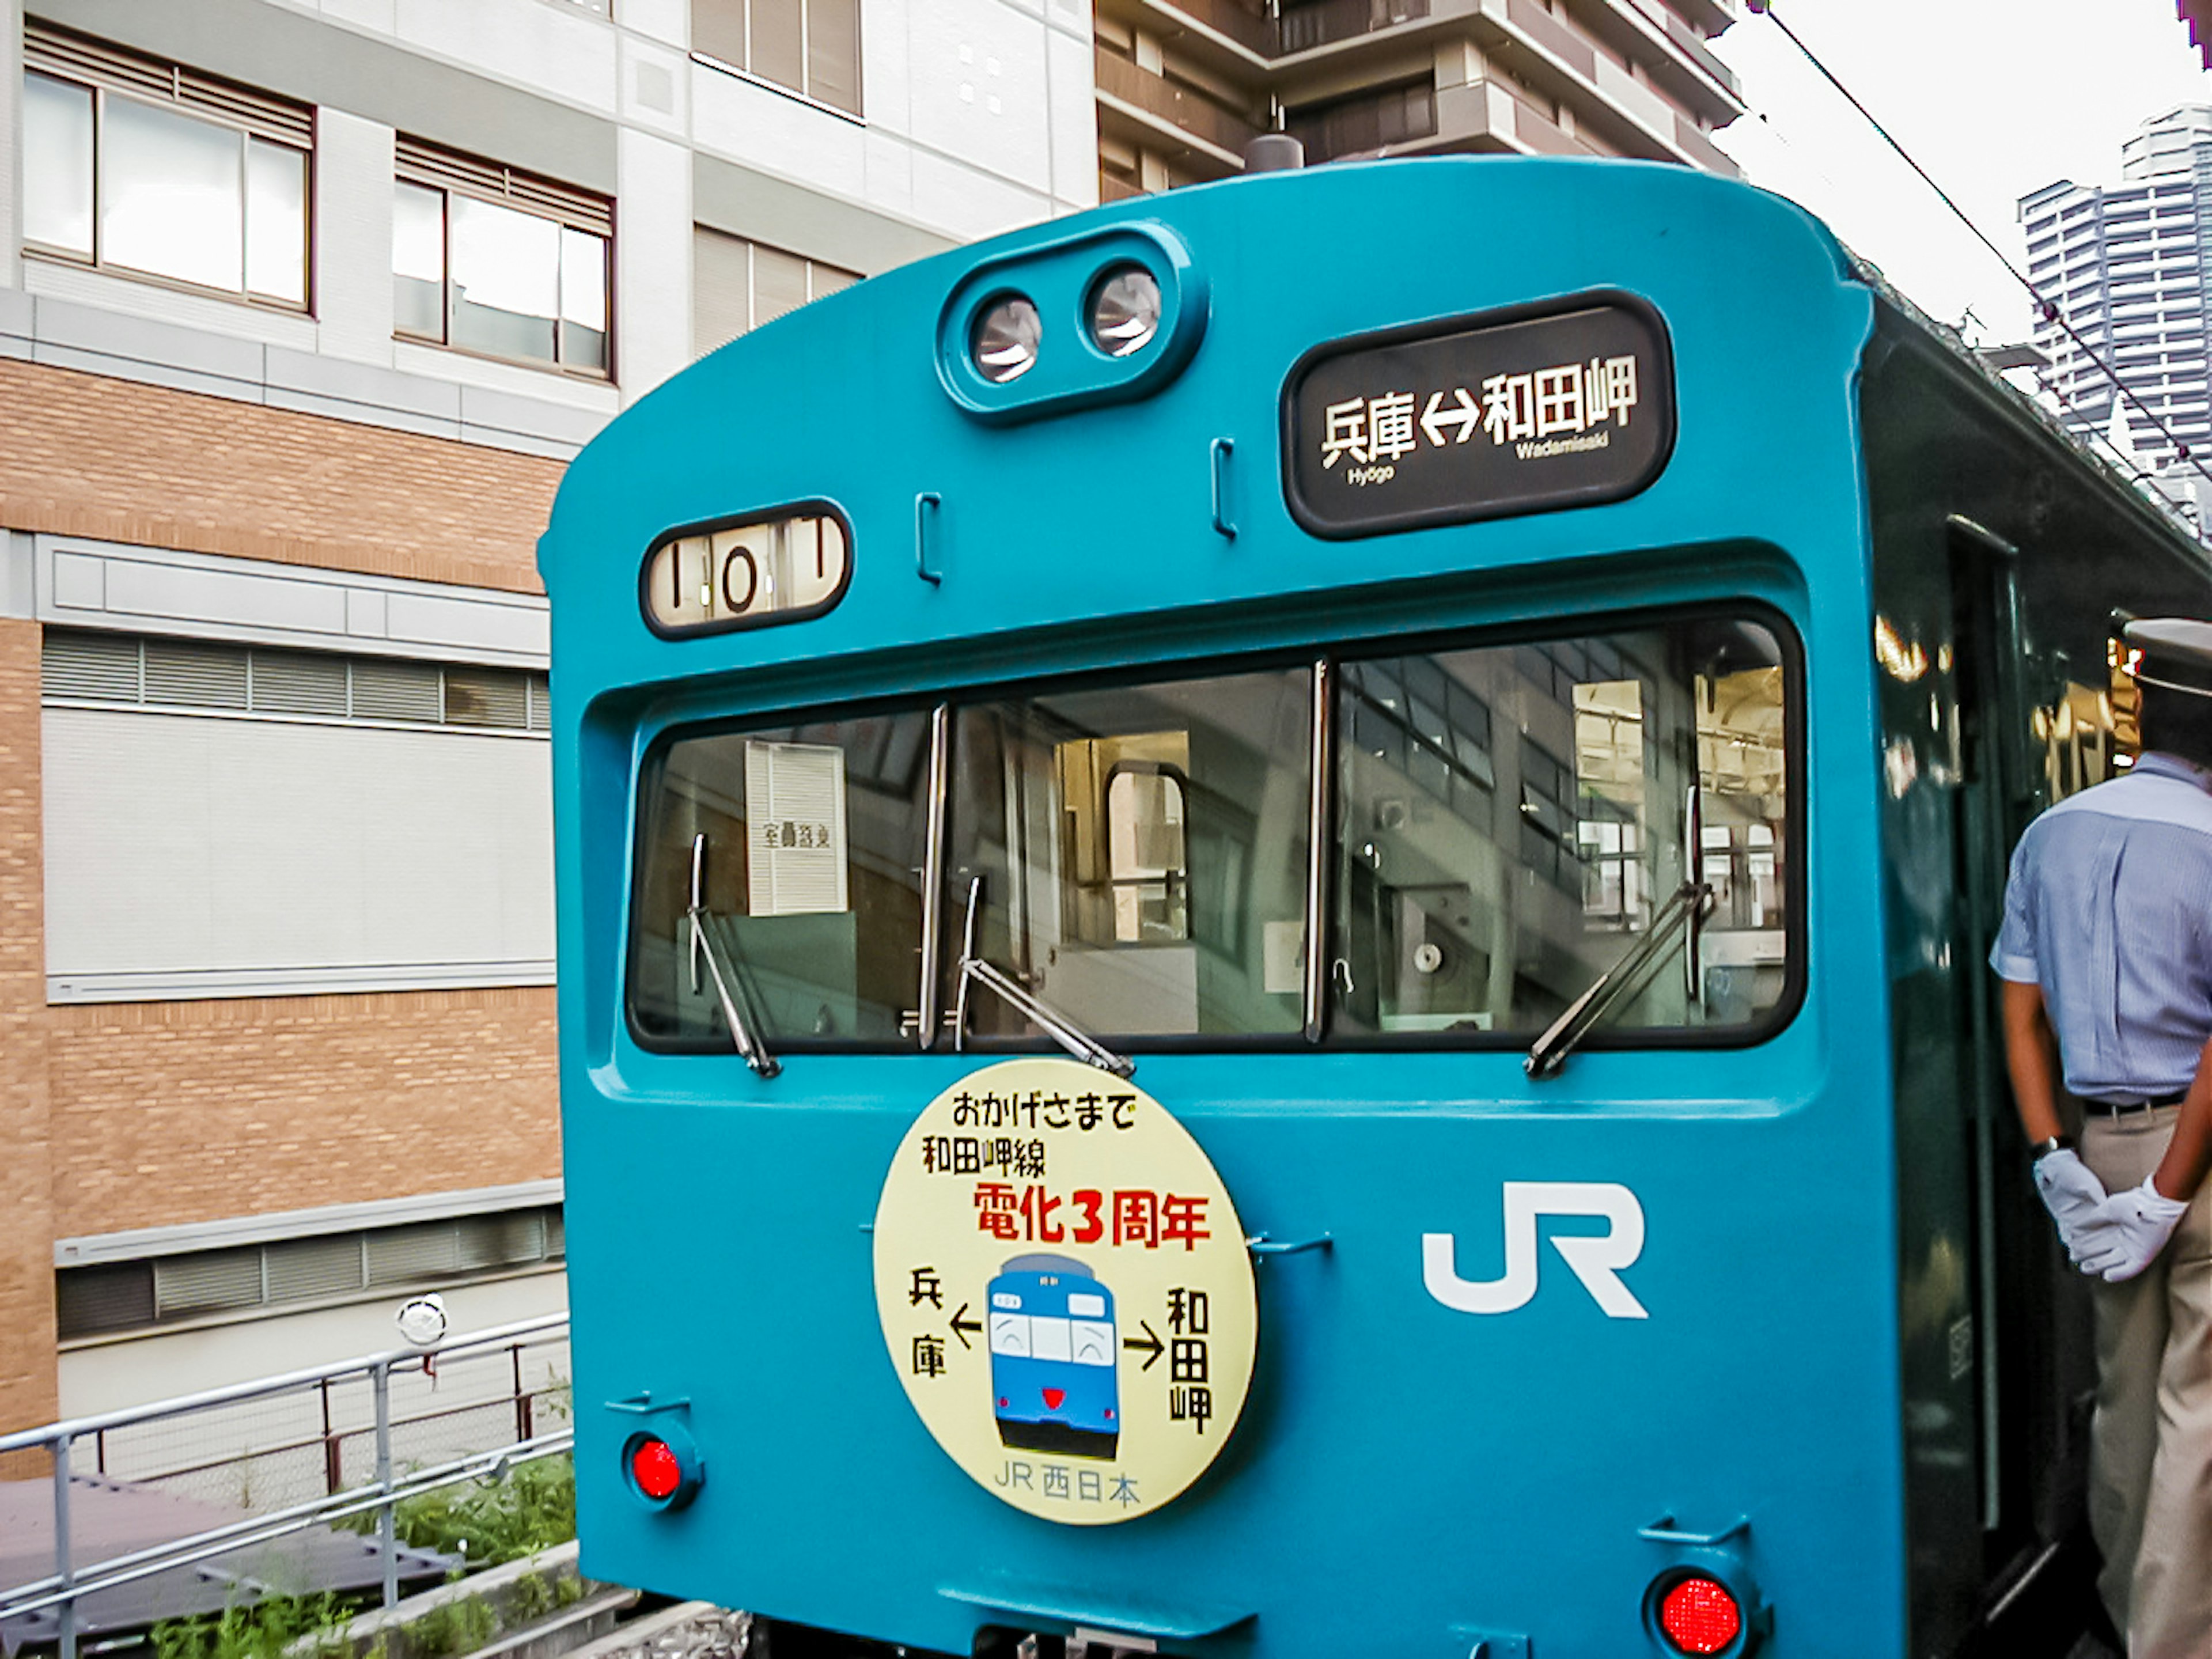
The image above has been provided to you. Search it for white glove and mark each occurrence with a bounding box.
[2074,1176,2192,1283]
[2032,1149,2109,1259]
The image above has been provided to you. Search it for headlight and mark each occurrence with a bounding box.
[1088,265,1161,358]
[972,294,1041,382]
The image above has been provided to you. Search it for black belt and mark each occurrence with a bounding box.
[2084,1091,2187,1115]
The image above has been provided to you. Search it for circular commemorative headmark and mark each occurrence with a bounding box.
[873,1057,1256,1525]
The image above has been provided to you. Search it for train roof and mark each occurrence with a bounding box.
[537,156,2201,700]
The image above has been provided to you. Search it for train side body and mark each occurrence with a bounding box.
[542,158,1908,1658]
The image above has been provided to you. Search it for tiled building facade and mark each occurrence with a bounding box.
[0,0,1096,1433]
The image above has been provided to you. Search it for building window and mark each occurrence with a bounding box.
[692,0,862,116]
[693,225,858,357]
[394,137,612,377]
[20,22,310,308]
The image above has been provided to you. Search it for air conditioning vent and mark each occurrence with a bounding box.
[143,641,250,710]
[263,1234,368,1302]
[43,631,142,702]
[251,649,350,717]
[444,669,531,729]
[350,659,445,724]
[154,1248,262,1317]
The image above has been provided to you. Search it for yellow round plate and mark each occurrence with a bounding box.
[873,1058,1256,1524]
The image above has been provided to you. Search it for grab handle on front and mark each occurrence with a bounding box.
[915,491,944,585]
[1210,438,1237,540]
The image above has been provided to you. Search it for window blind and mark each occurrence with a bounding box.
[25,20,313,147]
[395,135,613,238]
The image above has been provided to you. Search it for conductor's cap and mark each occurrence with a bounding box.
[2124,618,2212,698]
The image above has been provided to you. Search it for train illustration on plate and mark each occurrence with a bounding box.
[986,1253,1119,1460]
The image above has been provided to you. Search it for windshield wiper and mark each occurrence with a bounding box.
[954,875,1135,1078]
[688,832,780,1078]
[1524,880,1714,1081]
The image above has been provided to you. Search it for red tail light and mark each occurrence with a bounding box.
[1657,1575,1742,1654]
[630,1436,684,1501]
[620,1422,702,1509]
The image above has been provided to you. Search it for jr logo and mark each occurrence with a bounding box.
[1422,1181,1648,1320]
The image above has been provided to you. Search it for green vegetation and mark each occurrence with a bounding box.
[388,1453,575,1567]
[156,1449,578,1659]
[151,1592,353,1659]
[338,1452,575,1570]
[404,1592,499,1659]
[506,1569,554,1627]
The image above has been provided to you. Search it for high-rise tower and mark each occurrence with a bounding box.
[2021,105,2212,478]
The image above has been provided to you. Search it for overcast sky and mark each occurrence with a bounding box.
[1709,0,2212,344]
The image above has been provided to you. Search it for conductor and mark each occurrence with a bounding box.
[1993,617,2212,1659]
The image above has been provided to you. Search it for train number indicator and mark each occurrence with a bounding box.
[872,1058,1257,1526]
[1281,294,1675,538]
[639,506,851,637]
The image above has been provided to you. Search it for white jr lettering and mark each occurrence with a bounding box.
[1422,1181,1648,1320]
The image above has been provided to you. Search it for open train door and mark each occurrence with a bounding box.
[1943,513,2101,1647]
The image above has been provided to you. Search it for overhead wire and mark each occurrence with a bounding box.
[1747,0,2212,501]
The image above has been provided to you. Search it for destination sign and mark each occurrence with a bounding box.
[1282,296,1675,539]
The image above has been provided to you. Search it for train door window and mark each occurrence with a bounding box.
[1329,615,1795,1042]
[628,709,933,1048]
[944,668,1310,1040]
[1101,762,1190,942]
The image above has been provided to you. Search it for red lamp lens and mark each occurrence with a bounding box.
[631,1437,683,1501]
[1658,1575,1741,1655]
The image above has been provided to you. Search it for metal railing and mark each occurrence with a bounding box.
[0,1316,572,1659]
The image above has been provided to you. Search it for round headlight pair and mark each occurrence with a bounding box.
[971,266,1162,384]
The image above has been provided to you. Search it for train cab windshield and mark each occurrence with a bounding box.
[626,612,1797,1055]
[1335,615,1793,1040]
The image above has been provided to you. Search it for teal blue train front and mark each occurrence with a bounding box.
[538,154,2212,1658]
[988,1255,1120,1460]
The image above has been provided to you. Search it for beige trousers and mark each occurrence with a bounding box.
[2080,1105,2212,1659]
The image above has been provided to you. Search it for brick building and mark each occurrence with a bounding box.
[0,0,1097,1434]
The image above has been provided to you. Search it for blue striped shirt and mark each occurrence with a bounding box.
[1991,752,2212,1101]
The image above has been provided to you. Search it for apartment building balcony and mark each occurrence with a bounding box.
[1133,0,1279,58]
[1286,77,1441,160]
[1667,0,1738,33]
[1113,0,1740,135]
[1468,0,1738,173]
[1290,73,1598,164]
[1278,0,1433,55]
[1096,46,1266,169]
